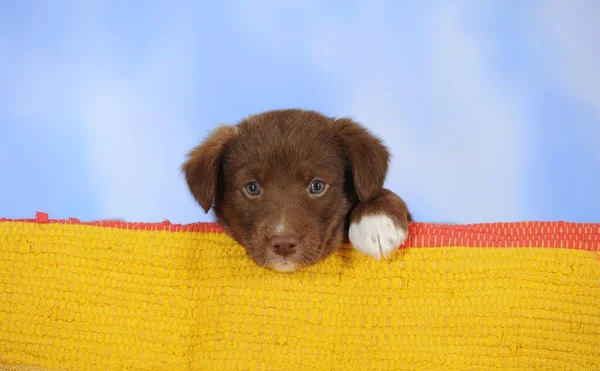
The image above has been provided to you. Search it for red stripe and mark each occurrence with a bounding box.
[0,212,598,251]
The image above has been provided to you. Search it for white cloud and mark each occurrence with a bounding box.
[74,7,212,222]
[233,1,532,223]
[76,74,201,222]
[2,2,210,222]
[538,1,600,115]
[536,0,600,160]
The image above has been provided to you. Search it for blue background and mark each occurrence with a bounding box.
[1,1,598,224]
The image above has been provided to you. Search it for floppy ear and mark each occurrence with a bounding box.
[331,118,390,203]
[181,125,237,213]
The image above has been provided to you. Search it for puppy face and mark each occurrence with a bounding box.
[183,109,390,272]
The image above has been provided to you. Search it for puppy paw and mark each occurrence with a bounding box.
[348,188,411,260]
[348,214,408,259]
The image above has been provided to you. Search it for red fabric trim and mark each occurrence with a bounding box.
[1,212,598,251]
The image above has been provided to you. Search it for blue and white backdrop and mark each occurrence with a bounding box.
[1,1,598,224]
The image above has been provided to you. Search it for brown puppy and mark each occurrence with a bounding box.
[182,109,411,272]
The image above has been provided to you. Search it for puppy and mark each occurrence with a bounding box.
[182,109,411,272]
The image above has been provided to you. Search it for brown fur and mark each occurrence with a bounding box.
[182,109,411,271]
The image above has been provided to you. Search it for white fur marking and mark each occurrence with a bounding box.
[348,214,408,260]
[275,222,285,234]
[270,260,297,273]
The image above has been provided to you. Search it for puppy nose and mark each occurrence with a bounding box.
[270,235,299,257]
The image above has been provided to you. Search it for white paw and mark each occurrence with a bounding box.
[348,214,408,259]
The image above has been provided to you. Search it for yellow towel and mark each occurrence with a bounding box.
[1,213,599,370]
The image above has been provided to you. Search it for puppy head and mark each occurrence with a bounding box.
[182,109,389,272]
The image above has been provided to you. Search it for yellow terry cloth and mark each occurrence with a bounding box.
[0,213,599,370]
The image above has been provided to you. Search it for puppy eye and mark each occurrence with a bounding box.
[245,181,261,196]
[309,179,327,195]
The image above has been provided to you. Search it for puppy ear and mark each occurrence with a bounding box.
[181,125,237,213]
[331,118,390,203]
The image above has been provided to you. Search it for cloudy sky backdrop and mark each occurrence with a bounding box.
[1,1,598,224]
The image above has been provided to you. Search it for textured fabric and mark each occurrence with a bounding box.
[0,366,62,371]
[0,212,599,370]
